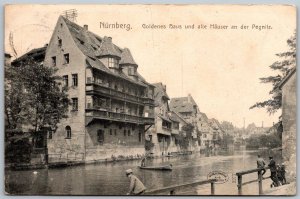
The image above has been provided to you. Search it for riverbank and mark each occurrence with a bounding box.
[6,150,195,171]
[263,181,296,195]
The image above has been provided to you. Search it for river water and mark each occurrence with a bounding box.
[5,149,282,195]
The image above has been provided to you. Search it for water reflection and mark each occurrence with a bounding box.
[5,149,282,195]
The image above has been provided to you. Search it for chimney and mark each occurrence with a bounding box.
[108,36,112,43]
[83,25,88,30]
[188,93,191,103]
[163,85,166,91]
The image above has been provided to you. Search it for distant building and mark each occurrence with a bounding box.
[278,67,296,181]
[147,83,172,156]
[196,112,214,149]
[11,45,47,67]
[170,94,199,151]
[170,94,198,122]
[43,16,155,163]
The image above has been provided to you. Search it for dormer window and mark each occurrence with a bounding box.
[128,66,137,76]
[108,57,118,68]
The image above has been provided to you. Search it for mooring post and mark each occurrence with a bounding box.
[211,181,215,195]
[258,170,263,195]
[237,174,242,195]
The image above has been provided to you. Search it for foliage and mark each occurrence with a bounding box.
[245,133,281,149]
[5,57,69,133]
[177,123,195,149]
[220,133,234,147]
[145,140,154,151]
[250,32,296,114]
[220,121,235,131]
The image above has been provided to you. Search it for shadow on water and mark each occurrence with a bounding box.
[5,148,282,195]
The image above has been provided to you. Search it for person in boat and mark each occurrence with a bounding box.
[268,156,280,187]
[125,169,146,195]
[141,157,146,167]
[257,154,266,176]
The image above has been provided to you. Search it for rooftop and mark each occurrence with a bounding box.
[170,94,197,113]
[60,16,150,87]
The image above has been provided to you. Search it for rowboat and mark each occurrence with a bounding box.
[138,165,172,171]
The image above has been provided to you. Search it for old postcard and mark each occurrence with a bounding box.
[4,4,296,196]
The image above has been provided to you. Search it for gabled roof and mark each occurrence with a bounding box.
[12,46,47,66]
[171,111,189,125]
[170,95,197,113]
[277,67,296,89]
[60,16,151,87]
[120,48,137,66]
[169,111,180,123]
[152,83,170,106]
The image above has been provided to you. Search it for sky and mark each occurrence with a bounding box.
[5,5,296,128]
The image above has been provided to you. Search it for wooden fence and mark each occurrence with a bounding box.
[236,167,270,195]
[145,179,217,195]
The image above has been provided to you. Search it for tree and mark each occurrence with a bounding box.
[177,123,195,150]
[250,32,296,114]
[5,57,69,133]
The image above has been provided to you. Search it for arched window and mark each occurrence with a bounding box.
[66,126,71,139]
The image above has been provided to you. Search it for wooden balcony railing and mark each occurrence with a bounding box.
[86,109,154,125]
[86,81,154,105]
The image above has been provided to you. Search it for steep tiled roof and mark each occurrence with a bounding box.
[169,111,180,123]
[120,48,137,66]
[96,36,121,58]
[61,16,151,87]
[169,95,197,113]
[171,111,189,125]
[152,83,170,106]
[12,46,47,66]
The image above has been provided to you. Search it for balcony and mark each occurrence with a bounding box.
[86,109,154,125]
[86,81,154,105]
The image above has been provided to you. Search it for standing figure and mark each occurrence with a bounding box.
[141,157,146,167]
[257,154,266,176]
[279,163,287,185]
[125,169,146,195]
[268,156,279,187]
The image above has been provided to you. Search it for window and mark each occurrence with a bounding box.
[51,56,56,66]
[97,130,104,145]
[110,129,112,135]
[64,53,69,64]
[114,129,117,136]
[127,130,130,136]
[128,66,136,76]
[124,130,126,136]
[48,131,52,139]
[72,74,78,87]
[138,132,142,142]
[58,38,62,47]
[149,135,152,142]
[65,126,71,139]
[63,75,68,87]
[72,98,78,111]
[108,57,118,68]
